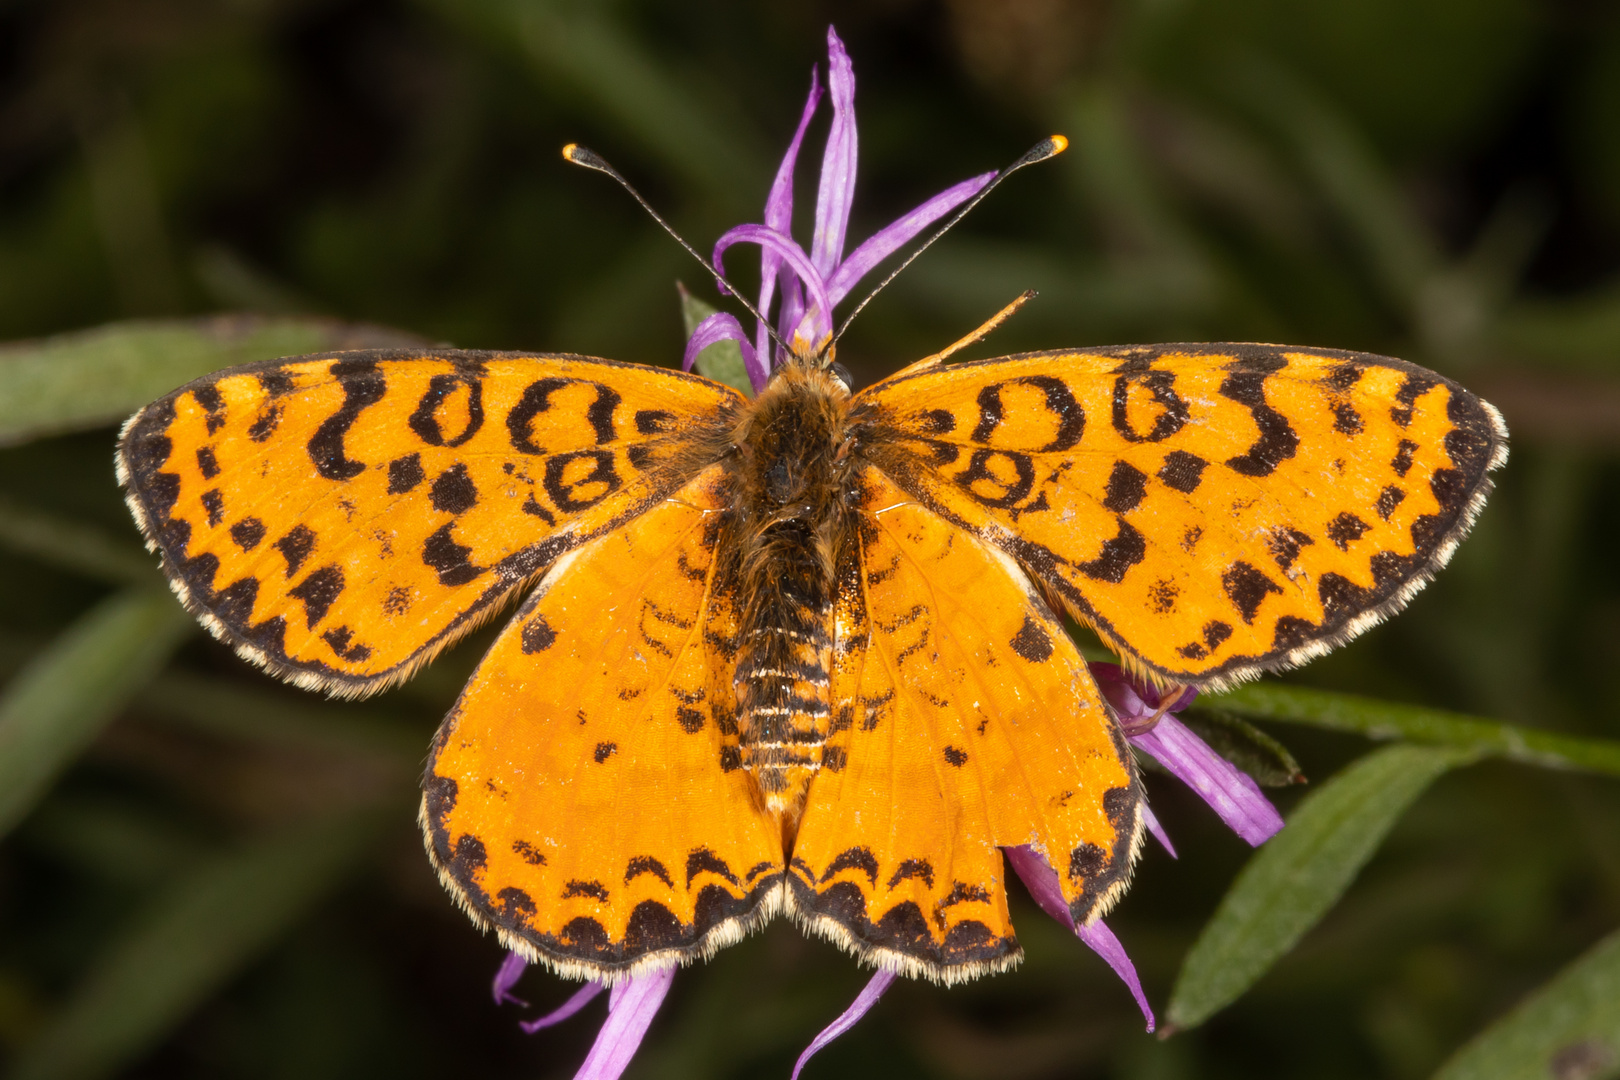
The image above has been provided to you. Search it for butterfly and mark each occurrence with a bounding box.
[117,338,1505,985]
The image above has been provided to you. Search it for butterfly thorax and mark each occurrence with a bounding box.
[726,360,856,820]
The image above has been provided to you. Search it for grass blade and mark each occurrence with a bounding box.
[7,806,387,1080]
[1166,744,1476,1031]
[0,316,421,446]
[1209,683,1620,780]
[1432,927,1620,1080]
[0,589,192,839]
[0,498,156,586]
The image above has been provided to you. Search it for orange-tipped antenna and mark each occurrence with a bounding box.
[828,136,1068,352]
[562,143,790,359]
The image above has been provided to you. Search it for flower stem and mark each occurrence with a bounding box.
[1207,684,1620,780]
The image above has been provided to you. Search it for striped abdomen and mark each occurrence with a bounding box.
[735,588,833,817]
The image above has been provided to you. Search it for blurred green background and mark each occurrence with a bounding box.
[2,1,1620,1078]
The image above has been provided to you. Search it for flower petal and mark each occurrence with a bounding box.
[1141,801,1178,858]
[791,969,897,1080]
[1131,714,1285,846]
[521,981,605,1034]
[574,967,675,1080]
[758,66,823,366]
[1003,845,1155,1030]
[824,171,994,306]
[683,311,765,393]
[714,224,835,350]
[1075,919,1156,1032]
[810,26,857,279]
[493,951,529,1007]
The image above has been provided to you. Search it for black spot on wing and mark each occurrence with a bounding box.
[195,447,221,479]
[1392,439,1419,477]
[512,839,546,866]
[687,849,741,887]
[564,879,610,901]
[1076,518,1145,584]
[626,856,674,888]
[887,859,935,889]
[230,517,265,550]
[1266,527,1315,570]
[1375,485,1406,520]
[593,742,617,763]
[307,359,386,481]
[1222,560,1282,624]
[1157,450,1207,493]
[1102,460,1148,513]
[200,489,224,527]
[943,746,968,767]
[1326,512,1370,551]
[521,614,556,653]
[1220,366,1299,477]
[821,847,879,886]
[274,525,316,578]
[387,453,425,494]
[430,463,479,514]
[288,565,344,628]
[422,523,481,586]
[1009,615,1054,662]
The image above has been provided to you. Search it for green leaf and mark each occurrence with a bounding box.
[1180,707,1307,787]
[0,590,193,840]
[1208,683,1620,780]
[1432,927,1620,1080]
[0,316,422,446]
[1167,744,1476,1031]
[0,497,156,586]
[678,283,753,396]
[8,806,386,1080]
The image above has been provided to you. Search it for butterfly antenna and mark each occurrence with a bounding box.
[562,143,792,359]
[828,135,1068,351]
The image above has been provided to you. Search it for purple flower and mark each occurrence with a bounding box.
[1090,662,1286,848]
[683,25,995,393]
[494,953,671,1080]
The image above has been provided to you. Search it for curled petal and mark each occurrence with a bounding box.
[811,26,858,278]
[1002,844,1072,928]
[1131,715,1285,846]
[1075,920,1156,1033]
[714,224,835,350]
[1141,801,1178,858]
[493,951,528,1007]
[758,66,823,366]
[791,969,897,1080]
[825,171,995,306]
[574,967,675,1080]
[683,311,765,394]
[1002,845,1155,1030]
[521,981,605,1034]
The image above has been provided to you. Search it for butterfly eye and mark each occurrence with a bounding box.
[830,362,853,392]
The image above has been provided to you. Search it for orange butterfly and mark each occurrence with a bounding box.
[117,29,1505,1033]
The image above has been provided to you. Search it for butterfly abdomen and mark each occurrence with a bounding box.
[729,361,855,818]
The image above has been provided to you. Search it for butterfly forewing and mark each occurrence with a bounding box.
[118,350,739,695]
[788,468,1140,984]
[423,466,783,979]
[855,344,1507,688]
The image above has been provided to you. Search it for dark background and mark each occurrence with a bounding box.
[1,0,1619,1077]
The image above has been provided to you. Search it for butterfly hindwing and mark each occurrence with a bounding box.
[422,466,784,979]
[855,344,1507,687]
[118,349,738,695]
[788,468,1141,983]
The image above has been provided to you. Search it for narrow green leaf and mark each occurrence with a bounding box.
[1167,744,1476,1031]
[0,497,155,586]
[1433,927,1620,1080]
[0,590,192,839]
[0,316,421,446]
[8,806,386,1080]
[678,283,753,395]
[1209,683,1620,780]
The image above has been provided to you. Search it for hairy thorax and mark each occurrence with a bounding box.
[725,360,857,820]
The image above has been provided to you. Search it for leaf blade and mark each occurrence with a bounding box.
[7,807,387,1080]
[1166,744,1476,1030]
[1431,928,1620,1080]
[0,589,193,839]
